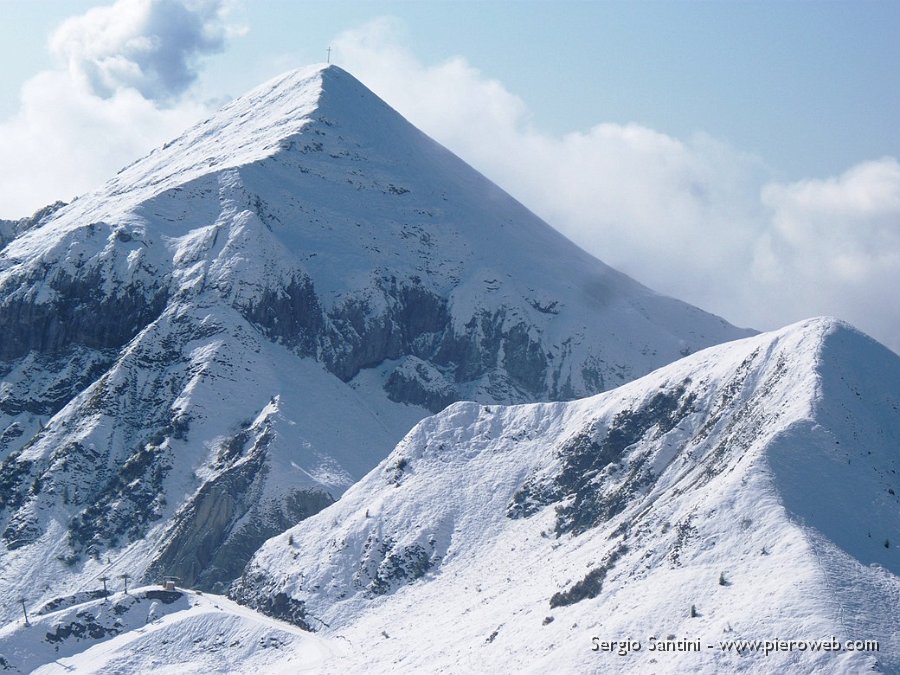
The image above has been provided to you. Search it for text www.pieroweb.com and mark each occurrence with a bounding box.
[591,636,879,656]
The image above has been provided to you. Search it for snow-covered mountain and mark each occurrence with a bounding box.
[232,318,899,674]
[0,64,749,614]
[4,318,894,674]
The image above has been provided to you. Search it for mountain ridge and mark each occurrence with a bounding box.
[232,316,899,673]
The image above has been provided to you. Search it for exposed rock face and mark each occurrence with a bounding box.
[239,274,323,356]
[384,356,457,413]
[244,275,561,408]
[0,64,751,615]
[0,214,170,362]
[0,348,115,419]
[0,271,168,360]
[145,422,334,591]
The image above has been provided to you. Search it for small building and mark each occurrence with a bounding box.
[162,576,180,591]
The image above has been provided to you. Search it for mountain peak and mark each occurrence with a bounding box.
[96,64,334,203]
[53,62,428,228]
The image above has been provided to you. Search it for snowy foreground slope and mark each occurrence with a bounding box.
[0,586,341,674]
[1,318,896,673]
[230,318,899,674]
[0,64,749,612]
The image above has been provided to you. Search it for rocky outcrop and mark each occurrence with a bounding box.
[0,348,115,418]
[507,382,697,535]
[384,356,457,413]
[0,270,168,360]
[318,279,450,382]
[237,274,323,356]
[145,424,333,591]
[241,275,555,407]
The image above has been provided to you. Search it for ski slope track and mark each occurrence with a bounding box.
[0,63,749,623]
[234,318,900,674]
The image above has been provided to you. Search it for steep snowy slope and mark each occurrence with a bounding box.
[0,64,749,613]
[234,318,899,674]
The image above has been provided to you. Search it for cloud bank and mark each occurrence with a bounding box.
[0,0,232,218]
[333,19,900,352]
[51,0,229,102]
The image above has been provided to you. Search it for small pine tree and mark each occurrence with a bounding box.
[288,534,294,546]
[719,572,728,586]
[690,604,698,618]
[885,539,891,549]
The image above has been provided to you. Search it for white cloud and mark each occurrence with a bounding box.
[755,159,900,346]
[50,0,231,102]
[0,71,208,217]
[334,20,900,353]
[0,0,233,219]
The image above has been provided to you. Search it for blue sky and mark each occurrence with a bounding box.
[2,1,898,179]
[0,0,897,351]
